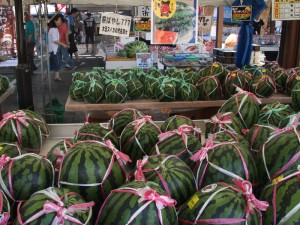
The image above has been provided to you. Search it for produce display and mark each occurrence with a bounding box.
[0,74,9,96]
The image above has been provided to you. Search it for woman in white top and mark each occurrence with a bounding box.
[48,14,69,81]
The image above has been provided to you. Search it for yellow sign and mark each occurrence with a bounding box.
[153,0,176,19]
[272,175,284,184]
[187,195,199,209]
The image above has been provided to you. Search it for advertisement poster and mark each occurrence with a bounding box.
[134,17,151,32]
[151,0,198,44]
[231,6,252,22]
[136,53,153,68]
[272,0,300,20]
[198,16,212,36]
[0,6,15,56]
[99,13,132,37]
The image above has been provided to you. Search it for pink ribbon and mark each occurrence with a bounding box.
[1,111,29,128]
[159,125,194,147]
[210,114,232,126]
[0,155,11,169]
[233,179,269,212]
[105,140,132,164]
[133,115,153,131]
[242,129,249,135]
[0,212,10,225]
[190,140,214,162]
[52,149,65,169]
[234,85,262,104]
[134,157,149,181]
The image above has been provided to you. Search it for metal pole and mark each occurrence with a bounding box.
[14,0,34,110]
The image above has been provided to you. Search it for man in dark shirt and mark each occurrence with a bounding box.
[252,17,265,35]
[84,12,96,53]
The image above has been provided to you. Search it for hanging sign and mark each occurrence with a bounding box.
[198,16,212,35]
[0,6,15,56]
[137,6,151,17]
[134,17,151,32]
[231,6,252,22]
[136,53,153,68]
[151,0,198,44]
[272,0,300,21]
[99,13,132,37]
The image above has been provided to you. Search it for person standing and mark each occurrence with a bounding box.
[67,8,84,66]
[58,17,77,70]
[25,12,37,71]
[252,17,266,35]
[48,14,68,81]
[83,12,96,53]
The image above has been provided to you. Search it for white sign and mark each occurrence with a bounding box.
[136,53,153,68]
[272,0,300,20]
[99,13,132,37]
[198,16,212,35]
[137,6,151,17]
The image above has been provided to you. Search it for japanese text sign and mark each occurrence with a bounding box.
[99,13,132,37]
[231,6,252,22]
[136,53,153,68]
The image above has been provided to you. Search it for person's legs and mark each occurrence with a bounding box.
[26,42,36,70]
[61,47,75,67]
[85,34,90,52]
[90,34,95,54]
[50,51,62,80]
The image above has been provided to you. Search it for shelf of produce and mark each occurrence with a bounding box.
[0,79,16,119]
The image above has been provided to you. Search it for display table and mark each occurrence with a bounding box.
[65,93,292,119]
[0,79,16,119]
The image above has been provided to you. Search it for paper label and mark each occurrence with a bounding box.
[188,195,199,209]
[272,175,284,184]
[0,147,3,151]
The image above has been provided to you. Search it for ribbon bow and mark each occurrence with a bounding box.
[105,140,132,163]
[134,156,149,181]
[210,114,232,126]
[234,85,262,104]
[0,155,11,169]
[133,116,153,131]
[52,148,66,169]
[0,111,29,130]
[159,125,193,146]
[190,140,214,162]
[0,212,10,225]
[233,179,269,212]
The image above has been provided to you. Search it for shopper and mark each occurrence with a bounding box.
[48,14,68,81]
[58,17,77,70]
[83,12,96,53]
[25,12,37,71]
[252,17,266,35]
[67,8,84,66]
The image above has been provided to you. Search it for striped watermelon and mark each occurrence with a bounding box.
[144,77,162,99]
[278,113,299,128]
[126,78,144,100]
[0,75,9,95]
[0,189,10,224]
[82,71,103,83]
[197,76,222,100]
[191,141,258,189]
[105,79,128,103]
[202,62,225,80]
[58,140,130,211]
[92,67,105,75]
[218,88,261,129]
[120,116,161,164]
[273,68,288,93]
[155,78,178,102]
[124,41,149,58]
[120,71,136,82]
[0,142,26,158]
[264,61,280,71]
[15,187,94,225]
[181,70,201,86]
[250,67,273,79]
[179,82,199,101]
[0,110,49,153]
[178,180,268,225]
[134,155,196,206]
[160,115,196,132]
[223,70,248,99]
[108,108,144,137]
[96,181,178,225]
[260,169,300,225]
[292,82,300,111]
[82,81,104,104]
[165,67,178,77]
[0,153,54,201]
[205,112,244,137]
[71,71,86,82]
[256,122,300,185]
[250,75,276,98]
[148,67,162,78]
[285,68,300,96]
[150,125,201,168]
[69,80,87,101]
[75,122,119,147]
[112,68,124,78]
[246,124,276,155]
[259,103,295,127]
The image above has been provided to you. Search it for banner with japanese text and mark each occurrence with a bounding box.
[0,6,15,56]
[99,13,132,37]
[151,0,198,44]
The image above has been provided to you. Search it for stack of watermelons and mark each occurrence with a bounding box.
[0,74,9,96]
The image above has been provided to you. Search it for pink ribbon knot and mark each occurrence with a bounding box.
[0,155,11,169]
[190,140,214,162]
[210,114,232,127]
[52,149,66,169]
[1,111,29,129]
[105,140,132,163]
[134,157,149,181]
[234,85,262,104]
[159,125,194,147]
[233,179,269,212]
[0,212,10,225]
[133,116,153,131]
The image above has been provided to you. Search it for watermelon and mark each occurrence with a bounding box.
[201,62,225,80]
[58,140,131,212]
[205,112,244,137]
[197,76,222,100]
[218,88,261,129]
[246,124,276,155]
[92,67,105,76]
[0,189,10,224]
[112,68,124,78]
[134,155,196,206]
[256,123,300,185]
[0,75,9,95]
[155,78,178,102]
[154,30,178,44]
[179,82,199,101]
[71,71,86,83]
[120,71,136,82]
[69,80,87,101]
[160,115,196,132]
[150,125,201,169]
[82,81,104,104]
[292,82,300,111]
[191,141,258,189]
[0,153,54,201]
[250,67,273,79]
[285,68,300,96]
[273,68,288,93]
[260,169,300,225]
[144,77,162,99]
[181,70,201,86]
[120,116,161,164]
[0,142,26,158]
[258,103,295,127]
[82,71,103,83]
[117,49,127,58]
[124,41,148,58]
[250,75,276,98]
[108,108,144,137]
[15,187,94,225]
[126,78,144,100]
[278,113,299,128]
[0,110,49,153]
[223,70,248,99]
[75,122,119,147]
[178,180,268,225]
[96,181,178,225]
[264,61,280,71]
[148,67,162,78]
[165,67,178,77]
[105,79,128,103]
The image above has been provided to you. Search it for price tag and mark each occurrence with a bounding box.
[0,147,3,151]
[272,175,284,184]
[188,195,199,209]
